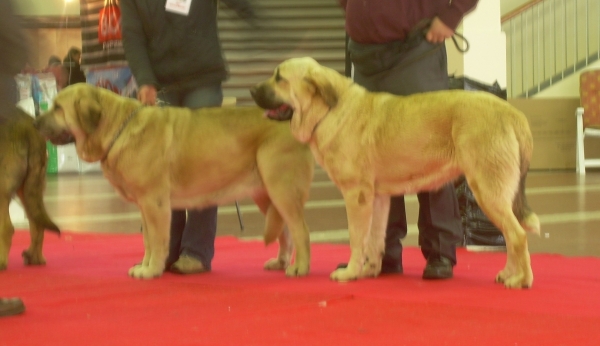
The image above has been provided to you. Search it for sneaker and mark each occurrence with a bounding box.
[422,256,453,280]
[169,255,209,275]
[0,298,25,317]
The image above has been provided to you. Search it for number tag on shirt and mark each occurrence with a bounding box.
[165,0,192,16]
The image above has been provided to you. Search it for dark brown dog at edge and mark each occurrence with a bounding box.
[0,107,60,270]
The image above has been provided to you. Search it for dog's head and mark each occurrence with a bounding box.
[250,57,345,143]
[34,84,110,162]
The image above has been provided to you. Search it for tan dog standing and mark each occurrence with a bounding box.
[1,108,60,270]
[34,84,314,279]
[251,57,540,289]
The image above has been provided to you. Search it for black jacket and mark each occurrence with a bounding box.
[121,0,255,91]
[0,0,29,112]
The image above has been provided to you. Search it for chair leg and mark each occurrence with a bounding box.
[576,107,586,175]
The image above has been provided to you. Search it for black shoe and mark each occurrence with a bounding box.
[0,298,25,317]
[381,261,404,274]
[422,256,453,280]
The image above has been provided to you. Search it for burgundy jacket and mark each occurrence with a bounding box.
[339,0,479,44]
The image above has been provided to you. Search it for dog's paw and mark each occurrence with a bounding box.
[330,268,359,282]
[263,257,288,271]
[128,264,163,279]
[22,250,46,266]
[495,270,533,289]
[361,258,381,278]
[285,262,309,277]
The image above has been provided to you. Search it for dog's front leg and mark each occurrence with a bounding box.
[362,195,390,277]
[331,186,374,282]
[128,196,171,279]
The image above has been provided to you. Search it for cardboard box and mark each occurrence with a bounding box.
[509,98,600,170]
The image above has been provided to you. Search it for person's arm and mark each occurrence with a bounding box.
[338,0,348,9]
[427,0,479,43]
[0,0,29,77]
[120,0,158,104]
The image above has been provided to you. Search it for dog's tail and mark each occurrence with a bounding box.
[513,120,540,235]
[20,132,60,234]
[263,205,285,245]
[513,172,540,235]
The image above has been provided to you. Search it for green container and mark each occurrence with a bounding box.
[46,141,58,174]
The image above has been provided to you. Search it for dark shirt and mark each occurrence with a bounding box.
[339,0,479,44]
[121,0,255,90]
[0,0,29,113]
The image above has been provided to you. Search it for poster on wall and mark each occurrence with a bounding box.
[79,0,128,69]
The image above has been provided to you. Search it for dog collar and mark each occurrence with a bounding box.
[101,106,145,162]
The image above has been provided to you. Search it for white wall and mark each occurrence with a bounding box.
[463,0,507,88]
[501,0,531,16]
[13,0,80,16]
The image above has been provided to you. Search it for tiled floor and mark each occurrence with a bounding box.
[14,167,600,258]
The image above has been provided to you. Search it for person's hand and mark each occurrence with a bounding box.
[138,85,157,105]
[426,17,455,44]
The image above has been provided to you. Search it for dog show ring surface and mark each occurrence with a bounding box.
[2,230,599,346]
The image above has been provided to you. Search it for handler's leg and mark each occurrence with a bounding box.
[381,196,407,273]
[417,186,462,279]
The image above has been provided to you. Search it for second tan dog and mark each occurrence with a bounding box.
[34,84,314,279]
[251,57,540,289]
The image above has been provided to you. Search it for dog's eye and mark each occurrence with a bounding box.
[275,70,282,82]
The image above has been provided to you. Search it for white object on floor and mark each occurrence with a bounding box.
[9,199,26,224]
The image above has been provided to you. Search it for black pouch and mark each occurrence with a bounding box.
[348,20,431,77]
[348,40,404,76]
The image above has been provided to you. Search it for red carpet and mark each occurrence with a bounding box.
[2,231,600,346]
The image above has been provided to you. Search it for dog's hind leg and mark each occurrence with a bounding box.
[19,143,60,266]
[467,175,533,289]
[266,193,311,277]
[257,144,313,277]
[361,194,389,277]
[253,193,291,271]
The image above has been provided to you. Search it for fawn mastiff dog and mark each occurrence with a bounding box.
[1,107,60,270]
[251,57,540,289]
[34,84,314,279]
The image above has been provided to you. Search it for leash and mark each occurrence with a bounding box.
[101,105,145,162]
[390,19,470,73]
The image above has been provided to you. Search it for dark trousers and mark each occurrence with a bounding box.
[159,84,223,270]
[349,38,462,265]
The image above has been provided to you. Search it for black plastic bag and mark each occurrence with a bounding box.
[449,75,507,247]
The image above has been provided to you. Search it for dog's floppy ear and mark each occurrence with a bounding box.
[74,97,102,134]
[303,70,338,109]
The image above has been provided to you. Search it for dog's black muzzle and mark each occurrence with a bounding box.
[33,116,75,145]
[250,85,294,121]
